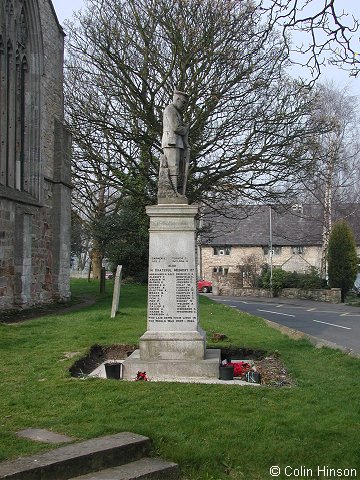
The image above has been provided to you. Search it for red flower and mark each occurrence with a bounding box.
[226,362,252,377]
[135,371,148,381]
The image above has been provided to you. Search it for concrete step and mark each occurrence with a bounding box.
[0,433,152,480]
[69,457,179,479]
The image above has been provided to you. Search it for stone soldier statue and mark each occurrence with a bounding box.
[161,90,190,196]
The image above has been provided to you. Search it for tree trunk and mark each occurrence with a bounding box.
[320,144,335,280]
[91,247,103,280]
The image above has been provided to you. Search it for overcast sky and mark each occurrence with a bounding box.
[52,0,360,97]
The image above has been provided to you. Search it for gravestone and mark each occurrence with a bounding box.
[122,91,220,380]
[110,265,122,318]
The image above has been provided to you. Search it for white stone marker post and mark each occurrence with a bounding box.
[110,265,122,318]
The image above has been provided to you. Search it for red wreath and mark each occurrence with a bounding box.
[226,362,252,377]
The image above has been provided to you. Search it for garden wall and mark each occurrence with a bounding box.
[279,287,341,303]
[212,274,342,304]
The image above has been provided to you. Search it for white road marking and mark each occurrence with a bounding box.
[307,308,316,311]
[221,300,248,304]
[312,319,351,330]
[257,309,295,317]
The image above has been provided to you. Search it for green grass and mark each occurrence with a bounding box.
[0,279,359,479]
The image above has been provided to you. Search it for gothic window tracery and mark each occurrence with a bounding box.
[0,0,40,196]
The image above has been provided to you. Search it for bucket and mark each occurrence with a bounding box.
[104,363,121,379]
[219,365,234,380]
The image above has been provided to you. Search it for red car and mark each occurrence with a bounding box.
[198,279,212,293]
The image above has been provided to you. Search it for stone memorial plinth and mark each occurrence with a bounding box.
[123,202,220,380]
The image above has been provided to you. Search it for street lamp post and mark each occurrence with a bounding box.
[269,205,273,296]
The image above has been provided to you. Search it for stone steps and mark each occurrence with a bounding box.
[0,433,179,480]
[69,458,179,479]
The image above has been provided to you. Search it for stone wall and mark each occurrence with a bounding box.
[212,272,244,296]
[0,0,71,311]
[232,288,271,298]
[213,285,341,304]
[280,288,341,303]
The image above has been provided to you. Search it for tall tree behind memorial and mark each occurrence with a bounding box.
[63,0,359,208]
[71,136,121,279]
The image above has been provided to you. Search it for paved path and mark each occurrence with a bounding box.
[209,295,360,355]
[1,295,96,324]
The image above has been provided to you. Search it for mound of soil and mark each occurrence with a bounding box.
[220,346,294,386]
[70,344,295,387]
[69,344,137,377]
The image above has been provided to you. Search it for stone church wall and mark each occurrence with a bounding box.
[0,0,71,311]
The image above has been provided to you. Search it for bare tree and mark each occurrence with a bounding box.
[238,254,264,287]
[71,132,122,278]
[299,83,360,278]
[262,0,360,78]
[65,0,351,211]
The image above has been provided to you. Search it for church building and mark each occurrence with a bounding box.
[0,0,71,310]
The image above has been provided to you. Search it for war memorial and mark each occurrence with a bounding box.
[122,91,221,380]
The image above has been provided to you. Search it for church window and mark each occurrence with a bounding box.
[0,0,40,197]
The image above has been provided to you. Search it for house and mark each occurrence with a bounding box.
[199,204,360,285]
[0,0,71,310]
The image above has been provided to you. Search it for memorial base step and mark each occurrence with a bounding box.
[139,329,206,361]
[122,348,221,380]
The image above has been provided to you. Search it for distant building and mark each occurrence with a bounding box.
[0,0,71,310]
[200,204,360,285]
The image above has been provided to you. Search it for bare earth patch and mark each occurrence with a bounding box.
[69,344,137,378]
[70,344,295,387]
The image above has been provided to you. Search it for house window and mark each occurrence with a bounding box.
[263,246,282,256]
[213,266,229,275]
[292,246,304,255]
[213,246,231,256]
[291,204,303,214]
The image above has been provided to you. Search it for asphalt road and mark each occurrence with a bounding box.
[209,295,360,355]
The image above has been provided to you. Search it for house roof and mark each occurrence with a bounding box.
[201,203,360,247]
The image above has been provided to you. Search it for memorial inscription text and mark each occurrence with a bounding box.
[148,255,197,324]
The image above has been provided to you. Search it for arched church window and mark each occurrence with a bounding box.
[5,0,14,15]
[0,0,41,197]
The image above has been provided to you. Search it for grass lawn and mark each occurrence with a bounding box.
[0,279,359,479]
